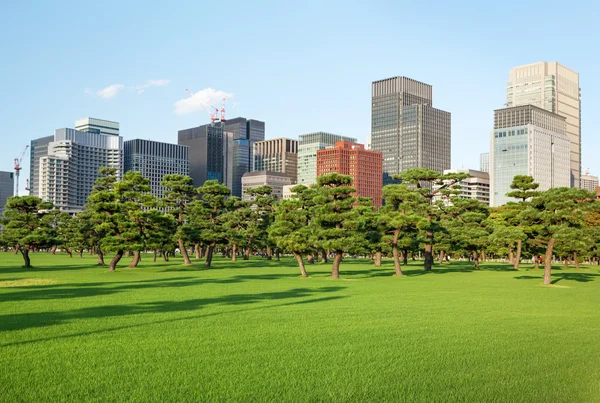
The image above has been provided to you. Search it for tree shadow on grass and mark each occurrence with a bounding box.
[514,272,600,284]
[0,286,347,333]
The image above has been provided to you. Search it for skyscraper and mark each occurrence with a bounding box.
[297,132,356,186]
[316,141,383,206]
[75,117,120,136]
[506,62,581,187]
[34,127,123,213]
[222,117,265,197]
[124,139,189,199]
[371,76,451,184]
[0,171,14,210]
[178,123,225,187]
[581,174,599,193]
[241,171,294,201]
[490,105,570,206]
[253,138,298,182]
[480,153,490,173]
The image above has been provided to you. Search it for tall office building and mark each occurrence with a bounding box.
[298,132,356,185]
[33,126,123,213]
[178,123,225,187]
[75,117,120,136]
[506,62,581,187]
[480,153,490,173]
[124,139,189,199]
[581,174,599,193]
[433,169,490,206]
[253,138,298,182]
[317,141,383,206]
[371,76,451,184]
[222,117,265,197]
[490,105,570,206]
[241,171,294,201]
[0,171,14,210]
[29,135,54,196]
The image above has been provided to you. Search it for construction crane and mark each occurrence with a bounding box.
[14,145,29,197]
[220,98,226,122]
[185,88,220,123]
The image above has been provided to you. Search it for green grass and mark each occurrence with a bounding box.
[1,252,600,402]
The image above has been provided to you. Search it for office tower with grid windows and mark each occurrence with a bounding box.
[124,139,189,199]
[0,171,14,209]
[178,123,225,187]
[371,76,451,185]
[433,169,490,206]
[75,117,120,136]
[222,117,265,197]
[253,138,298,182]
[581,174,599,193]
[316,141,383,206]
[298,132,356,186]
[506,62,581,187]
[33,126,123,213]
[241,171,294,201]
[480,153,490,173]
[490,105,570,207]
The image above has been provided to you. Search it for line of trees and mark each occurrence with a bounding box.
[2,168,599,285]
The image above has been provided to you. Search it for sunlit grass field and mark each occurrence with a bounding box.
[1,252,599,402]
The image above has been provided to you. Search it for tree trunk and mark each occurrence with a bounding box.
[128,250,141,268]
[374,251,382,267]
[424,241,434,271]
[438,250,446,265]
[543,238,555,285]
[51,245,57,255]
[232,244,237,262]
[162,251,169,262]
[514,239,522,270]
[125,250,131,258]
[574,251,580,270]
[21,248,31,268]
[331,252,343,279]
[78,250,83,258]
[194,243,201,259]
[275,249,280,261]
[392,245,404,276]
[473,251,480,269]
[65,248,72,258]
[153,250,157,262]
[307,254,315,264]
[320,249,328,264]
[509,248,514,265]
[402,250,408,266]
[294,253,308,277]
[481,250,486,262]
[108,250,124,271]
[14,245,20,254]
[534,255,539,270]
[243,247,250,260]
[97,249,105,266]
[205,245,215,268]
[266,245,272,260]
[178,238,192,265]
[564,257,569,269]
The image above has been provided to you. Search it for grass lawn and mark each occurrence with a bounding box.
[1,252,599,402]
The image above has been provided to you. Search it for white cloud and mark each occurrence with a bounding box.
[135,79,170,94]
[175,88,233,115]
[96,84,124,99]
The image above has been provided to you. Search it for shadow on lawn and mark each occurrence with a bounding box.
[515,272,600,284]
[0,286,346,334]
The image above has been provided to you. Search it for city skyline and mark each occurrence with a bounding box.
[2,1,599,195]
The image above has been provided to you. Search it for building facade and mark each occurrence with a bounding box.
[581,174,599,193]
[253,138,298,182]
[480,153,490,173]
[490,105,570,206]
[124,139,189,199]
[223,117,265,197]
[371,76,451,185]
[35,127,123,213]
[241,171,294,201]
[29,135,54,197]
[0,171,14,211]
[178,123,225,187]
[433,169,490,205]
[506,62,581,187]
[298,132,356,186]
[75,117,120,136]
[316,141,383,206]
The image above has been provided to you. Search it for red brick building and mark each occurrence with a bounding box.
[316,141,383,206]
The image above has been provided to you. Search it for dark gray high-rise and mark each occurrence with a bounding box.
[0,171,14,210]
[178,123,225,187]
[124,139,189,199]
[223,117,265,197]
[371,76,451,184]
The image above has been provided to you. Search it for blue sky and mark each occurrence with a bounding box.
[1,0,598,193]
